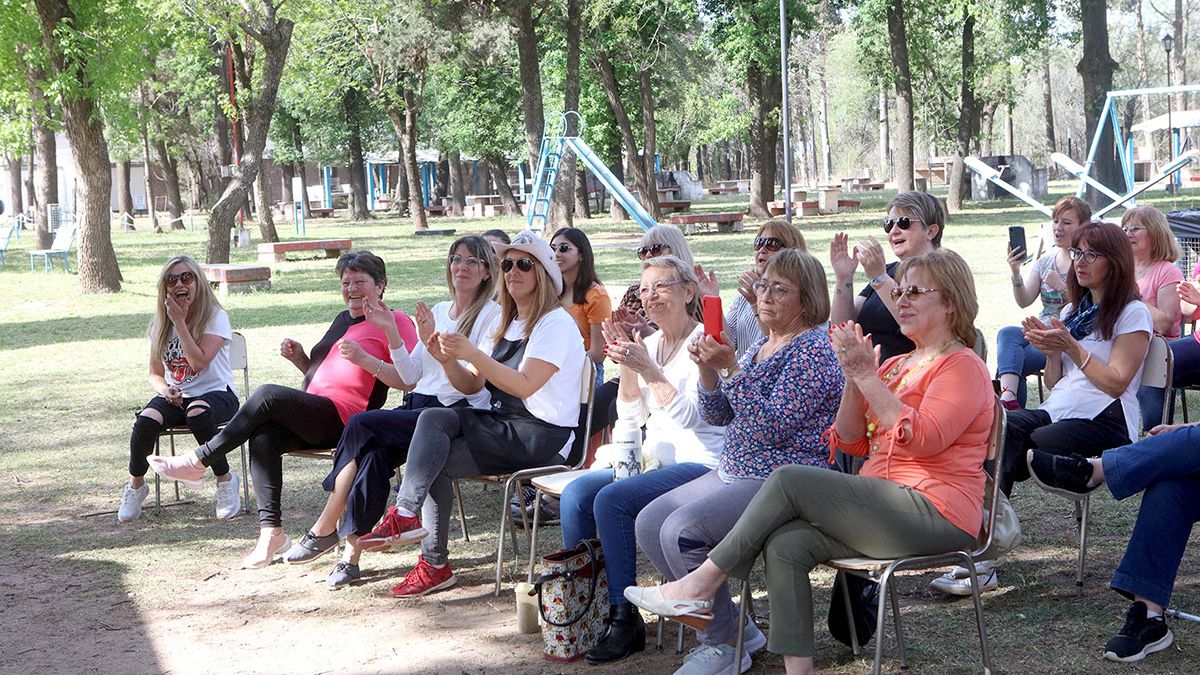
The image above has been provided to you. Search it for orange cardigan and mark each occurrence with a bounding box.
[825,349,993,537]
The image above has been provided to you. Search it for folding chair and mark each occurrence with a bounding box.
[732,399,1006,674]
[455,359,596,596]
[152,331,252,512]
[28,223,76,273]
[0,222,15,268]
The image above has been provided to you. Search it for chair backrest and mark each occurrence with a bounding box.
[0,223,14,251]
[229,331,250,401]
[972,398,1007,556]
[972,328,987,362]
[51,224,76,252]
[565,359,597,469]
[1141,334,1173,427]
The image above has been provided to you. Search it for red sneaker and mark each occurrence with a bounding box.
[358,506,428,552]
[390,557,456,598]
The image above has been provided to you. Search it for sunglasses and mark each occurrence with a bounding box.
[883,217,914,234]
[166,271,196,286]
[754,236,785,252]
[1067,248,1105,265]
[636,243,669,260]
[551,243,575,254]
[889,285,942,301]
[500,257,536,273]
[448,254,484,268]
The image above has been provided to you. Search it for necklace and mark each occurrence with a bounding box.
[656,321,696,365]
[865,338,961,454]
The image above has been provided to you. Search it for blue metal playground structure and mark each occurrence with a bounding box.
[967,84,1200,219]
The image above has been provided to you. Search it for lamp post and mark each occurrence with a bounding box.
[1163,31,1176,193]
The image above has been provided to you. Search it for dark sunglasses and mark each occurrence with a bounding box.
[883,217,913,234]
[889,285,942,301]
[166,271,196,286]
[636,243,669,260]
[754,236,785,252]
[500,257,536,273]
[551,243,574,254]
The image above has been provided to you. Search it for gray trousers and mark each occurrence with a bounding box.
[635,470,765,645]
[396,408,481,566]
[709,465,974,656]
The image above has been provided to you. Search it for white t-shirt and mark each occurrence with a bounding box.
[391,300,501,408]
[1039,300,1152,441]
[163,308,236,398]
[497,307,585,429]
[617,324,724,467]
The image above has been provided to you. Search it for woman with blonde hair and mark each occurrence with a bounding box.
[118,256,241,522]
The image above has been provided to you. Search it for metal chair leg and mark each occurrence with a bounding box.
[1076,495,1090,595]
[170,435,180,502]
[962,553,993,673]
[888,579,908,669]
[239,443,250,512]
[733,578,750,669]
[494,481,512,596]
[675,621,684,654]
[453,479,469,541]
[655,616,665,651]
[840,571,861,656]
[871,568,894,675]
[526,488,543,583]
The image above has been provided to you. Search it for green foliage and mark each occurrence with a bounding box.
[702,0,814,74]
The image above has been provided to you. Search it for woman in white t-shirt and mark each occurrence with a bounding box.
[934,221,1152,596]
[118,256,240,523]
[354,230,586,597]
[282,236,502,588]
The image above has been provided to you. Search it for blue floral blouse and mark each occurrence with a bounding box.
[698,327,844,481]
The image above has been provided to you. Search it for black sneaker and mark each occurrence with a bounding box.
[1026,450,1096,499]
[1104,601,1173,662]
[509,487,560,528]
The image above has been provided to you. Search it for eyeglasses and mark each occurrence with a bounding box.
[1067,248,1105,264]
[1121,226,1145,236]
[883,217,914,234]
[551,243,575,254]
[500,257,536,273]
[638,279,687,297]
[889,285,942,301]
[751,280,793,299]
[166,271,196,286]
[636,243,669,260]
[754,236,785,252]
[449,254,484,268]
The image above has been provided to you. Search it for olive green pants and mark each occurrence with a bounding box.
[708,464,975,656]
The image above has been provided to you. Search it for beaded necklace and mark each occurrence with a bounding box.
[864,339,961,455]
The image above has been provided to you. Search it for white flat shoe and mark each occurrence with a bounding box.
[624,585,713,630]
[241,535,292,570]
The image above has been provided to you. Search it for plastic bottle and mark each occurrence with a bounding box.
[610,417,642,481]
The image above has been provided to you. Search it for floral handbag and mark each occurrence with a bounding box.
[532,538,608,662]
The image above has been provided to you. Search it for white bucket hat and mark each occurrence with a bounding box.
[491,229,563,295]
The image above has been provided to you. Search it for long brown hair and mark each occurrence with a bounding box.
[1067,222,1140,340]
[445,236,497,338]
[149,256,222,364]
[495,255,562,344]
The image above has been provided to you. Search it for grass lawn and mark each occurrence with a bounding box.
[2,183,1200,673]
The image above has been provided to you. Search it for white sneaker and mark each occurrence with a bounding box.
[214,473,242,519]
[117,482,150,522]
[947,559,997,579]
[930,563,999,596]
[674,642,750,675]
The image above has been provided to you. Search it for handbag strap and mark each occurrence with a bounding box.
[534,539,601,628]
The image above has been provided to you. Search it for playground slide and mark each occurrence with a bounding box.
[562,138,657,232]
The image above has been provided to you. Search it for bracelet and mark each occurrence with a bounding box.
[1079,352,1093,371]
[869,274,889,289]
[1011,276,1024,288]
[372,359,385,378]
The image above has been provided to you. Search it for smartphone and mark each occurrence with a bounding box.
[1008,225,1029,263]
[702,295,723,344]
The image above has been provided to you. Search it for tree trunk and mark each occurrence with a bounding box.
[290,120,309,218]
[31,111,57,248]
[487,155,522,216]
[436,156,449,199]
[747,63,781,218]
[509,0,545,179]
[1078,0,1121,209]
[33,0,121,291]
[205,19,292,263]
[153,139,185,225]
[886,0,915,192]
[393,140,410,208]
[1042,45,1059,160]
[593,49,660,220]
[6,154,23,217]
[385,86,428,231]
[138,108,161,232]
[25,135,37,220]
[575,168,590,218]
[116,159,134,223]
[344,90,370,221]
[1174,0,1186,111]
[549,0,582,229]
[638,67,659,199]
[878,82,890,181]
[447,149,466,216]
[817,56,832,182]
[947,6,976,212]
[1005,103,1015,155]
[183,148,205,210]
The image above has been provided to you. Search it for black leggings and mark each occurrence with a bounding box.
[129,388,239,477]
[999,399,1130,497]
[197,383,345,526]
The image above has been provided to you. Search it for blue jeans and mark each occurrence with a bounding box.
[560,463,710,605]
[1102,425,1200,608]
[995,325,1047,407]
[1143,336,1200,432]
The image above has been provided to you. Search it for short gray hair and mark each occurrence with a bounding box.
[641,254,701,317]
[641,225,694,266]
[888,191,946,247]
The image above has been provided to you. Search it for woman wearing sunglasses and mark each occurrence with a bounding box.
[625,250,994,675]
[996,196,1090,410]
[148,251,418,568]
[933,222,1152,596]
[353,230,586,597]
[551,227,611,385]
[117,257,241,523]
[278,237,502,589]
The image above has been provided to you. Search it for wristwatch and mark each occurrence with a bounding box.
[719,366,739,381]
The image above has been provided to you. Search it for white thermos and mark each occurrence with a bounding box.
[610,418,643,481]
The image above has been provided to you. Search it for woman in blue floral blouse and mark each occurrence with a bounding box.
[632,248,844,672]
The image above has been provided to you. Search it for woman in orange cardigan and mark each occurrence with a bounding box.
[623,249,994,675]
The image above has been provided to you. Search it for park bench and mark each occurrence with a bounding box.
[670,212,744,235]
[768,201,809,216]
[425,205,449,216]
[201,263,272,295]
[414,229,457,237]
[707,186,739,195]
[308,207,335,218]
[257,239,351,263]
[658,200,691,212]
[838,199,862,213]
